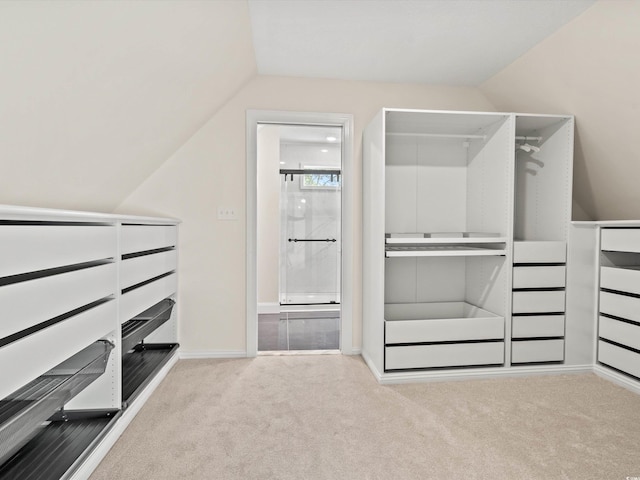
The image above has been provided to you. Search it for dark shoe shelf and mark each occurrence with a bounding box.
[0,340,114,466]
[122,343,178,407]
[121,299,175,354]
[0,409,118,480]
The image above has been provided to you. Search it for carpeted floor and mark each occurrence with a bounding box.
[90,355,640,480]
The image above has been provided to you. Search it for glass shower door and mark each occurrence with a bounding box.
[280,170,341,306]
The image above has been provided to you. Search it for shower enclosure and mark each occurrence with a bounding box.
[279,168,341,306]
[256,123,342,352]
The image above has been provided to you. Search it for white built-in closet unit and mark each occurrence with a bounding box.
[0,205,179,479]
[363,109,581,382]
[570,221,640,394]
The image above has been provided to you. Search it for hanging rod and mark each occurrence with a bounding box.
[515,135,542,143]
[279,169,341,176]
[386,132,487,141]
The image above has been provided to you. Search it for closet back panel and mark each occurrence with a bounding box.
[385,137,467,233]
[466,117,512,236]
[385,257,466,304]
[514,116,573,241]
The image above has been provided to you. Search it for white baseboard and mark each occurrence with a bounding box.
[180,350,247,359]
[69,352,179,480]
[594,364,640,395]
[374,363,594,385]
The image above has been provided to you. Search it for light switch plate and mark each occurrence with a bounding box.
[217,207,237,220]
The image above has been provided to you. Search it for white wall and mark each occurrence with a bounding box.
[257,125,280,308]
[481,0,640,220]
[115,75,495,354]
[0,0,256,212]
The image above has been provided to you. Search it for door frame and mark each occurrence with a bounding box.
[246,110,354,356]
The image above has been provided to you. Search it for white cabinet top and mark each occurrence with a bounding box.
[0,204,180,224]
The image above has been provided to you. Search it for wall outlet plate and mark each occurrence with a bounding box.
[217,207,237,220]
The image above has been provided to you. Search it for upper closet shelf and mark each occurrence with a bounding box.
[385,232,507,244]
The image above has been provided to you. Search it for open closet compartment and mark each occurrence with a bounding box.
[0,340,114,466]
[363,109,513,375]
[119,224,179,407]
[512,115,574,365]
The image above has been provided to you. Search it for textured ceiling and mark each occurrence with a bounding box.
[248,0,596,86]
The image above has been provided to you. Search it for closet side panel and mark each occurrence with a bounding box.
[362,110,385,373]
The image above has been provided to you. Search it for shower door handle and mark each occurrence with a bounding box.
[288,238,337,243]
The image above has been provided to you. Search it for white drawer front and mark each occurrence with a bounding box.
[385,342,504,370]
[599,316,640,351]
[0,225,116,277]
[598,340,640,378]
[512,291,565,314]
[601,228,640,253]
[0,300,115,400]
[0,263,116,341]
[600,266,640,296]
[120,250,177,290]
[512,339,564,363]
[513,266,566,289]
[120,273,177,322]
[513,241,566,264]
[121,225,177,255]
[386,317,504,344]
[512,315,565,338]
[599,291,640,323]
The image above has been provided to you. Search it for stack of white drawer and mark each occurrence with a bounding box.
[598,229,640,379]
[511,241,566,364]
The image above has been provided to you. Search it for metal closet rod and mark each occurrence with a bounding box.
[386,132,487,141]
[515,135,542,142]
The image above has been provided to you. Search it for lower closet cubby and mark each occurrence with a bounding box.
[384,302,505,371]
[120,298,178,407]
[0,340,116,478]
[383,255,507,372]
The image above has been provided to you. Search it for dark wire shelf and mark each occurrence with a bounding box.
[122,343,179,408]
[0,409,119,480]
[0,340,114,467]
[121,298,175,354]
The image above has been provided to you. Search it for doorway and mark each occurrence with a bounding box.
[246,111,353,357]
[257,124,342,352]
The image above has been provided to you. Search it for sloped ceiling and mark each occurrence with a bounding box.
[248,0,595,85]
[481,0,640,220]
[0,0,256,212]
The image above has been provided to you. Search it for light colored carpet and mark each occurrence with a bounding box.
[90,355,640,480]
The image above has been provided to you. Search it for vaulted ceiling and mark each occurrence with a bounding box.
[3,0,636,220]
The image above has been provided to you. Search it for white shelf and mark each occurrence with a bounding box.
[385,232,506,244]
[385,245,506,257]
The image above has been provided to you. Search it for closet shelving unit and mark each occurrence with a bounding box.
[363,109,578,382]
[567,221,640,394]
[598,227,640,380]
[363,109,513,376]
[511,115,574,365]
[0,205,179,479]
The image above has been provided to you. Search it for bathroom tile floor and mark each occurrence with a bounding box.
[258,310,340,351]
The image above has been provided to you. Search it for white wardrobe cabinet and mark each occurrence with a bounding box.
[363,109,577,383]
[0,206,179,480]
